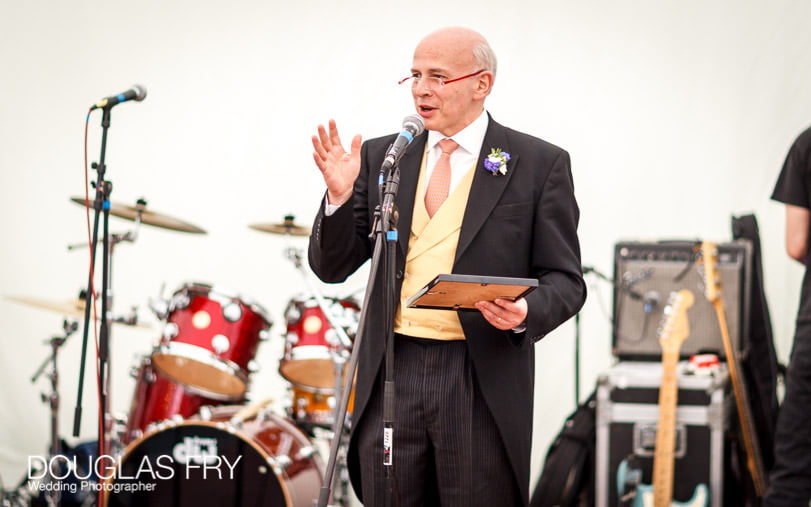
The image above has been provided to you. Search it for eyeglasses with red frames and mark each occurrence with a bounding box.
[398,69,486,90]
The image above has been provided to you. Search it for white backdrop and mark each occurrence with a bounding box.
[2,0,810,500]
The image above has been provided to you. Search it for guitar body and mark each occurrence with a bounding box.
[633,483,708,507]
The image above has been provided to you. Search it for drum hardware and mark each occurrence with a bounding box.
[147,298,169,321]
[286,247,354,351]
[24,319,80,507]
[306,426,353,507]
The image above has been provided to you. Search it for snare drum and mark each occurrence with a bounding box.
[152,282,272,400]
[279,296,359,390]
[124,358,231,444]
[107,406,323,507]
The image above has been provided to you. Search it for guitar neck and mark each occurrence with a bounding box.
[652,348,681,507]
[710,298,767,496]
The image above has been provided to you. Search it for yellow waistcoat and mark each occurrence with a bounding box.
[394,154,476,340]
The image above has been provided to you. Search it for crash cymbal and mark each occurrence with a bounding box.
[4,295,152,329]
[70,197,207,234]
[249,215,310,236]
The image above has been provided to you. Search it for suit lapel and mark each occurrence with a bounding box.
[455,118,517,262]
[393,133,427,258]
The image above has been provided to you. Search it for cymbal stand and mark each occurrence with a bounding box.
[69,218,141,448]
[285,245,354,406]
[30,319,79,507]
[286,246,354,351]
[285,245,355,507]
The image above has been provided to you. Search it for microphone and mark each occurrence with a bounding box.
[380,115,425,173]
[90,84,147,110]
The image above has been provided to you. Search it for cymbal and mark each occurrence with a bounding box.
[4,295,152,329]
[249,215,310,236]
[70,197,206,234]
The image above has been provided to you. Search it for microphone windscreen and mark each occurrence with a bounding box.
[402,115,424,136]
[132,84,148,101]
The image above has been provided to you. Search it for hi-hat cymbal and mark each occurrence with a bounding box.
[4,295,152,329]
[70,197,207,234]
[249,215,310,236]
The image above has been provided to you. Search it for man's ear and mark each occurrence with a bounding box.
[473,71,494,99]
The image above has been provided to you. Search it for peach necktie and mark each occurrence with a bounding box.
[424,138,459,218]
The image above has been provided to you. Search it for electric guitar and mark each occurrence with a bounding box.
[699,241,767,496]
[616,289,708,507]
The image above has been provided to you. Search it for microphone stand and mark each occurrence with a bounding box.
[316,159,402,507]
[72,106,115,476]
[379,161,400,507]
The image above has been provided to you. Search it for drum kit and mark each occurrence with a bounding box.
[2,201,360,507]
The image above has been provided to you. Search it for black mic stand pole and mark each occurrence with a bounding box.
[316,160,402,507]
[72,106,115,468]
[379,162,400,507]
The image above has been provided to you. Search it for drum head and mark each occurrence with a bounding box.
[108,420,319,506]
[152,347,247,400]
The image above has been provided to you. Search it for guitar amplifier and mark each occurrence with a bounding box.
[612,240,752,360]
[595,362,729,507]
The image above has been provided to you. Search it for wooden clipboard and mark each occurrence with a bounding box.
[406,274,538,311]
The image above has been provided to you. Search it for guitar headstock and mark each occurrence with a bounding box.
[700,241,721,303]
[657,289,695,354]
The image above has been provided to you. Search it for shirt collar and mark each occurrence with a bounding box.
[426,110,489,156]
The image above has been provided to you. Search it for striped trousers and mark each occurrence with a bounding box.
[355,335,521,506]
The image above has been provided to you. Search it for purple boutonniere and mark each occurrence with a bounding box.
[484,148,510,175]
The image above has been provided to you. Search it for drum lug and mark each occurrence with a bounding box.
[324,329,339,347]
[198,405,214,421]
[222,302,242,323]
[162,322,179,340]
[286,332,299,345]
[170,291,191,311]
[247,360,260,373]
[148,297,170,320]
[258,329,270,341]
[271,454,293,472]
[298,445,318,460]
[285,303,302,324]
[211,334,231,354]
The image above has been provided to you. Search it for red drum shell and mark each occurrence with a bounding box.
[152,282,271,399]
[279,296,358,390]
[124,358,232,444]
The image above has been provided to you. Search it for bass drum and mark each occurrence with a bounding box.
[107,406,323,507]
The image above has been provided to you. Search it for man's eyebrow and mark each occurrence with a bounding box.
[410,67,448,75]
